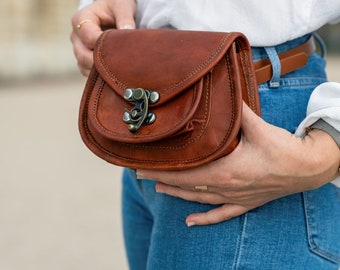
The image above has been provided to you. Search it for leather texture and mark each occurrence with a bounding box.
[79,29,261,170]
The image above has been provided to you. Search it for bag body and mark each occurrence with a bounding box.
[79,29,260,170]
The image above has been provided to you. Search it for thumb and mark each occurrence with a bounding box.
[185,204,249,226]
[241,102,264,134]
[111,0,137,29]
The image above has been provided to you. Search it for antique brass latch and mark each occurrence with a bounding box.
[122,88,160,133]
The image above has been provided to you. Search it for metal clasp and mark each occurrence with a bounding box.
[122,88,159,133]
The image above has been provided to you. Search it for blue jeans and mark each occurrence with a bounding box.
[122,35,340,270]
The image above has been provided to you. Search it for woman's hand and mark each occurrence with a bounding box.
[70,0,136,76]
[137,103,340,226]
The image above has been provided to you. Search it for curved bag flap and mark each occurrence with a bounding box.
[94,29,236,104]
[88,29,249,143]
[79,29,261,169]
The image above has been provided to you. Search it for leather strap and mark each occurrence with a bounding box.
[254,36,316,84]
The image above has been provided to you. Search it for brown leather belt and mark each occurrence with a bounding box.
[254,36,316,84]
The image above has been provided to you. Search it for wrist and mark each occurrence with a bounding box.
[308,119,340,148]
[304,128,340,186]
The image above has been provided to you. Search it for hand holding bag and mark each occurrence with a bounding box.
[79,29,261,170]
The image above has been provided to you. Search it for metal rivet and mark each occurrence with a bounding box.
[132,88,144,100]
[123,88,133,101]
[123,111,131,122]
[146,112,156,124]
[149,91,160,103]
[128,124,138,132]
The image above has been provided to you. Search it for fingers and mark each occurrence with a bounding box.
[185,204,249,226]
[70,0,136,76]
[156,182,227,205]
[155,182,251,226]
[240,102,267,140]
[110,0,137,29]
[70,31,94,77]
[71,10,102,77]
[71,10,103,49]
[137,164,213,187]
[136,105,265,186]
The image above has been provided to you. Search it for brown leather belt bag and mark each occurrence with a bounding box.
[79,29,264,170]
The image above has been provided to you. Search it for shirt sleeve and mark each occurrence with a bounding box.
[137,0,340,46]
[78,0,93,9]
[295,82,340,137]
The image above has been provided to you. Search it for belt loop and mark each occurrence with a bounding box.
[264,46,281,88]
[312,32,327,58]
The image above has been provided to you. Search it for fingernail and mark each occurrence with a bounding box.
[155,184,164,194]
[186,221,196,227]
[120,24,134,30]
[136,170,144,180]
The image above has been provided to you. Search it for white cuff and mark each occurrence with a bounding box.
[295,82,340,137]
[78,0,94,10]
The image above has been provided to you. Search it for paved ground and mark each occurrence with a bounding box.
[0,56,339,270]
[0,76,128,270]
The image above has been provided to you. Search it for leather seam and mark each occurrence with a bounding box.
[92,81,199,140]
[84,58,236,164]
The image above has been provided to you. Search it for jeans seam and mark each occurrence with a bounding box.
[302,191,340,264]
[232,214,247,270]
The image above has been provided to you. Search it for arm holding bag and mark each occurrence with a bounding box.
[79,29,261,170]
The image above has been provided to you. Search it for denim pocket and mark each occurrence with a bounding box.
[303,184,340,264]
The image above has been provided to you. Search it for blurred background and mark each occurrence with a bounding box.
[0,1,128,269]
[0,1,339,270]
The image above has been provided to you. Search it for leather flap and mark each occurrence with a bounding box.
[89,29,248,143]
[94,29,236,105]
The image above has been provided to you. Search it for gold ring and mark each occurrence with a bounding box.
[194,185,209,192]
[77,19,93,29]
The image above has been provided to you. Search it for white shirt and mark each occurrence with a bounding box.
[136,0,340,46]
[80,0,340,46]
[79,0,340,185]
